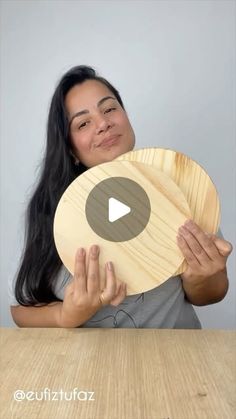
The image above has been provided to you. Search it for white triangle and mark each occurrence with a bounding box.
[108,197,131,223]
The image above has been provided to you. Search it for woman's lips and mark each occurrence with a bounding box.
[99,135,121,148]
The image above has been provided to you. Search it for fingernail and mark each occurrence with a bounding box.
[78,248,84,256]
[91,245,99,256]
[107,261,113,271]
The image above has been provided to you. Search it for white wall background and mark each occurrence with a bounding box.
[0,0,235,328]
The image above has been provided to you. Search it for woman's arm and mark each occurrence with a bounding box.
[11,302,62,327]
[177,220,232,306]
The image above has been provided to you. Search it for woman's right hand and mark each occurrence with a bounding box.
[58,245,127,328]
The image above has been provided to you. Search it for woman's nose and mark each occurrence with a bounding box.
[95,115,111,134]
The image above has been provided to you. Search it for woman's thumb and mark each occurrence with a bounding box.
[210,234,233,257]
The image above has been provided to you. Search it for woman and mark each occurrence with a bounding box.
[10,65,232,328]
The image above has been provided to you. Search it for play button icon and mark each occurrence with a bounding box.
[85,177,151,242]
[108,198,131,222]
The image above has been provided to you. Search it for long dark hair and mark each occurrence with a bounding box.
[15,65,125,306]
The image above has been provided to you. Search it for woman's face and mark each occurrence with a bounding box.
[65,80,135,168]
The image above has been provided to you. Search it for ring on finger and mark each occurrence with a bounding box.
[99,292,108,306]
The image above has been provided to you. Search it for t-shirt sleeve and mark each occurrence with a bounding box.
[53,265,73,300]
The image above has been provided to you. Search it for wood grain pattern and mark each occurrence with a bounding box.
[116,148,221,274]
[1,328,235,419]
[54,160,191,294]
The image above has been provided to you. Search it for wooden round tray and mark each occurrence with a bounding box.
[116,148,221,274]
[54,160,191,294]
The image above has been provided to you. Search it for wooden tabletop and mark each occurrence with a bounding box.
[0,328,235,419]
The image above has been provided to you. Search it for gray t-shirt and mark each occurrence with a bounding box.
[9,266,201,329]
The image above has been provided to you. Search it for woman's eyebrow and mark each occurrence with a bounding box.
[69,96,116,126]
[97,95,116,107]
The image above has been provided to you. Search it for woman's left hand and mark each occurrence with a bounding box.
[177,220,233,284]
